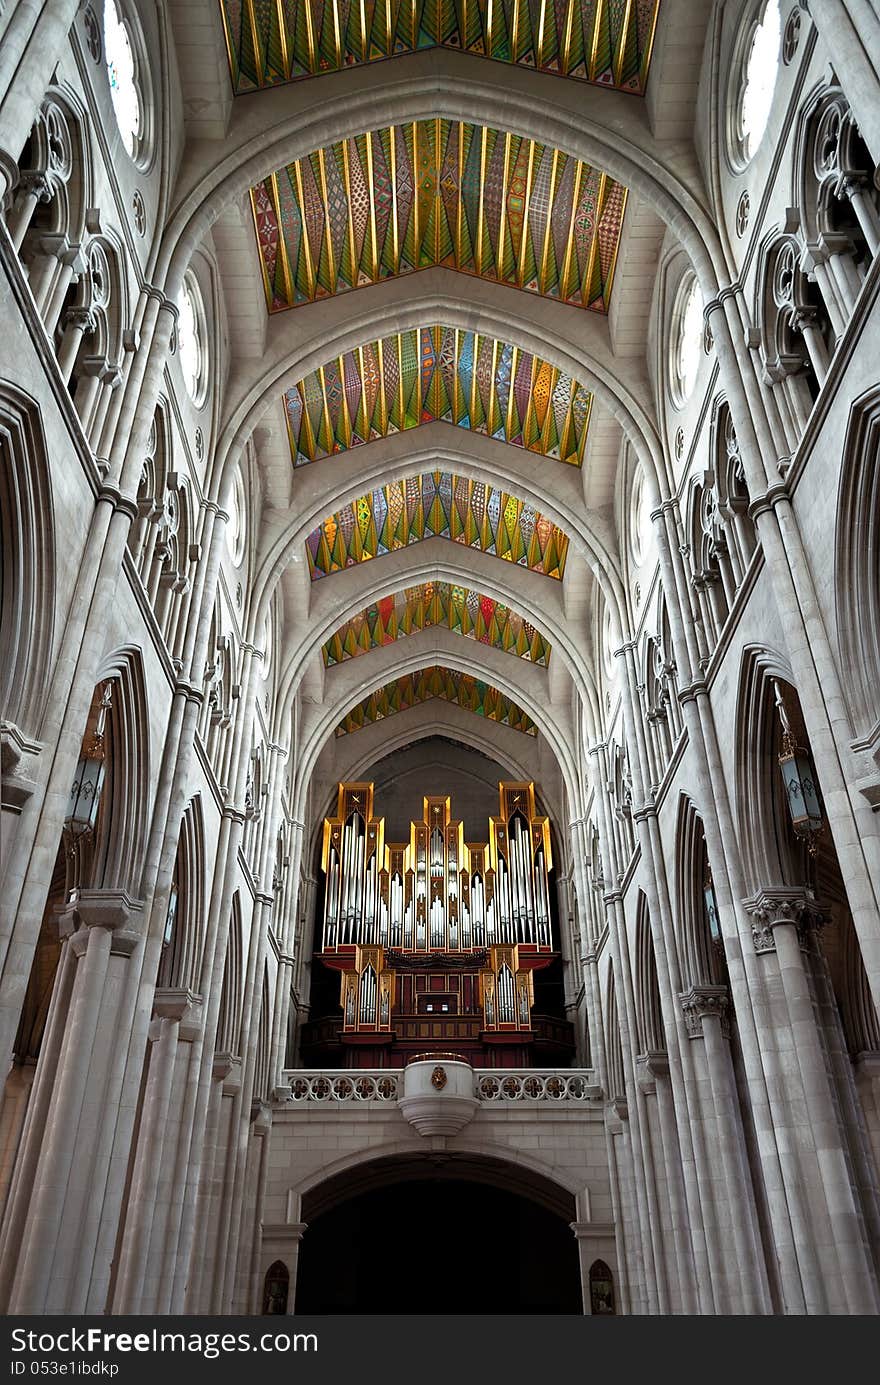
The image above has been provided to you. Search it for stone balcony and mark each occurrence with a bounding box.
[275,1065,601,1107]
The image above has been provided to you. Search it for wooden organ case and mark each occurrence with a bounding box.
[301,782,575,1068]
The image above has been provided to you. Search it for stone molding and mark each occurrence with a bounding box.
[261,1223,308,1245]
[0,720,42,811]
[569,1221,616,1240]
[679,985,730,1040]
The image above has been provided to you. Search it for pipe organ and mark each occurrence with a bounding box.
[305,782,575,1068]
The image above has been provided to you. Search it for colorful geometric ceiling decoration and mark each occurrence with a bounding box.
[285,326,592,466]
[307,471,568,580]
[335,666,538,737]
[252,120,626,312]
[322,582,552,667]
[220,1,661,96]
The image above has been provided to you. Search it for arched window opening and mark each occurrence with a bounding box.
[671,274,704,407]
[226,463,247,566]
[736,0,781,164]
[757,236,834,448]
[5,96,88,338]
[796,90,880,336]
[54,237,128,447]
[104,0,143,159]
[589,1259,616,1315]
[177,275,208,406]
[262,1262,289,1315]
[630,465,653,566]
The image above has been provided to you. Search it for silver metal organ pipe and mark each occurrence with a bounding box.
[498,965,515,1024]
[536,848,550,946]
[359,966,377,1026]
[523,828,537,943]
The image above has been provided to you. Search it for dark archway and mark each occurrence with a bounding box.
[296,1158,581,1314]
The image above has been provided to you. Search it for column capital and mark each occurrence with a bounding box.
[743,887,825,953]
[153,987,203,1039]
[56,889,145,955]
[680,984,730,1039]
[635,1050,669,1091]
[251,1099,273,1130]
[213,1052,242,1092]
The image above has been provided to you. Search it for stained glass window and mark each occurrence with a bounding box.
[630,468,653,565]
[104,0,141,158]
[177,276,205,405]
[739,1,781,161]
[672,276,703,407]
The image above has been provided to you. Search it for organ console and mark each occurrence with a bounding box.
[302,781,575,1067]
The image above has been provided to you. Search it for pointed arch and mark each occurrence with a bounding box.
[88,648,151,898]
[0,385,55,735]
[835,387,880,737]
[634,892,665,1055]
[674,795,720,990]
[216,892,243,1056]
[733,645,807,895]
[253,966,272,1101]
[157,796,206,992]
[604,965,625,1103]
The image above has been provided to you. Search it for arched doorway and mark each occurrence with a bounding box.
[295,1155,582,1314]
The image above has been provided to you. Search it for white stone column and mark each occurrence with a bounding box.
[7,891,143,1313]
[747,890,880,1313]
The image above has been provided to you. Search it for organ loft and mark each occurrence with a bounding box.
[302,781,574,1068]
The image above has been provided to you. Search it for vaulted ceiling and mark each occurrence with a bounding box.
[207,0,670,750]
[220,0,661,95]
[306,472,569,579]
[335,666,538,738]
[285,326,592,465]
[322,583,552,667]
[252,121,626,311]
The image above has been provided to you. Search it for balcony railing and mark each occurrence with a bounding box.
[277,1068,600,1105]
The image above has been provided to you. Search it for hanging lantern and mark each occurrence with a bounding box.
[774,682,823,847]
[703,870,721,944]
[778,732,823,839]
[162,883,179,949]
[65,683,112,835]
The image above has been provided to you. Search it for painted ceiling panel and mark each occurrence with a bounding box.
[285,326,592,465]
[335,665,538,737]
[251,120,627,311]
[307,471,568,580]
[221,1,660,96]
[323,582,552,666]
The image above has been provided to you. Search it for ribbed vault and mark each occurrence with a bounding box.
[190,0,697,811]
